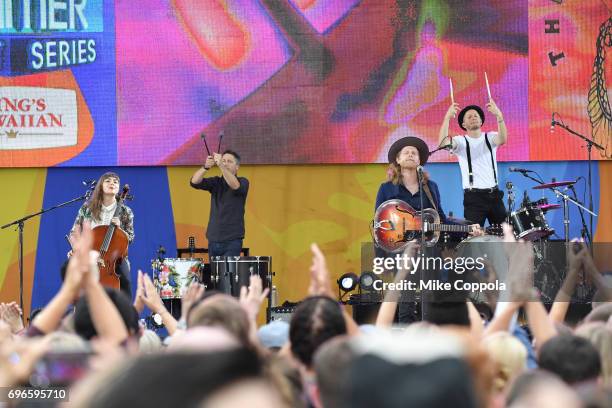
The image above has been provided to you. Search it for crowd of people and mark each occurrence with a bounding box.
[0,219,610,408]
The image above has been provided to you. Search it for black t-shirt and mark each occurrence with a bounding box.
[190,176,249,242]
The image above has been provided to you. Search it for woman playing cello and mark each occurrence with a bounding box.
[69,172,134,297]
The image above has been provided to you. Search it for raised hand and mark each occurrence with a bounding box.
[239,275,269,321]
[140,273,166,314]
[181,282,205,321]
[133,270,146,314]
[63,222,96,296]
[204,155,215,169]
[486,98,503,120]
[213,153,222,167]
[0,302,24,333]
[445,102,460,120]
[308,243,334,297]
[469,224,484,237]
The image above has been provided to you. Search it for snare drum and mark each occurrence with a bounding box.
[152,258,203,299]
[510,206,554,241]
[210,256,271,297]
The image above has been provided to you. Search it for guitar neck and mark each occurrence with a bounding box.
[428,223,472,233]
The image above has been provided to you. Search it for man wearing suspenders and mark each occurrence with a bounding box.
[438,100,507,227]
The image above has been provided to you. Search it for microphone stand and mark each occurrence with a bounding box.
[429,144,453,155]
[0,189,93,313]
[552,120,604,249]
[569,185,592,246]
[417,168,426,321]
[549,186,596,243]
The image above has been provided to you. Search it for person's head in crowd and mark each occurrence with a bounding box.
[289,296,347,368]
[538,334,601,385]
[187,294,253,350]
[575,322,612,386]
[574,383,612,408]
[258,320,289,352]
[264,354,306,408]
[138,329,163,354]
[483,332,527,394]
[423,301,470,327]
[168,326,240,353]
[46,331,89,352]
[74,349,284,408]
[506,370,581,408]
[73,288,139,340]
[313,335,354,408]
[585,302,612,324]
[345,329,479,408]
[590,273,612,310]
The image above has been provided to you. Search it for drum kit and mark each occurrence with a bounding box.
[151,256,272,300]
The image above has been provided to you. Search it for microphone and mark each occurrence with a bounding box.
[81,179,97,187]
[522,190,531,207]
[550,113,556,133]
[508,167,534,173]
[416,165,424,177]
[505,181,513,190]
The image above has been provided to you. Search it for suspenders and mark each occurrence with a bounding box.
[463,133,497,187]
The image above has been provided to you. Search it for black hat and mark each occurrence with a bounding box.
[458,105,485,131]
[387,136,430,165]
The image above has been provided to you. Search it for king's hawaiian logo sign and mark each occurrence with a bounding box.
[0,86,77,149]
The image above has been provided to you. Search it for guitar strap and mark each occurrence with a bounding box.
[421,181,438,212]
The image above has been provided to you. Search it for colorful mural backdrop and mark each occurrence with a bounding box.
[529,0,612,160]
[1,0,610,166]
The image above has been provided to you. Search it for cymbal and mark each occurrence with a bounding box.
[537,203,561,211]
[532,180,576,190]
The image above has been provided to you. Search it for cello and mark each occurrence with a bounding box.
[91,185,130,289]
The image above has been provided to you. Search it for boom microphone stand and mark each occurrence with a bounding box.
[551,117,604,247]
[1,188,93,312]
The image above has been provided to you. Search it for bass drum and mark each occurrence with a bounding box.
[210,256,271,297]
[456,235,509,301]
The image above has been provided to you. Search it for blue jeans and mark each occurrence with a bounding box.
[208,239,243,259]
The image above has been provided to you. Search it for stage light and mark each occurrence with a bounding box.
[359,272,381,291]
[337,272,359,292]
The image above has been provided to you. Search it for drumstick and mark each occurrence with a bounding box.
[217,131,224,154]
[484,72,492,100]
[200,133,211,156]
[449,77,455,118]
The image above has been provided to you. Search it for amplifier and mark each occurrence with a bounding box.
[268,305,297,323]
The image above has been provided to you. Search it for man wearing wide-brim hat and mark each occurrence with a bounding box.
[375,136,443,213]
[437,100,507,227]
[374,135,482,324]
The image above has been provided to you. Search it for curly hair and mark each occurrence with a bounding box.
[289,296,347,367]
